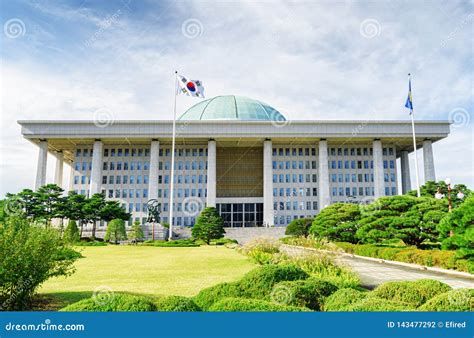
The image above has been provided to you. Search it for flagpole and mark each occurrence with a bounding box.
[408,73,421,198]
[169,71,178,240]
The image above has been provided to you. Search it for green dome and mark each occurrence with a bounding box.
[178,95,287,121]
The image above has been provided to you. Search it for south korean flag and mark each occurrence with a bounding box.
[177,74,205,98]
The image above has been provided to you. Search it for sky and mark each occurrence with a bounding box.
[0,0,473,196]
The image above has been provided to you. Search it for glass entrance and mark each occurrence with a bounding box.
[216,203,263,227]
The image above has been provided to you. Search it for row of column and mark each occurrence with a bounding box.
[34,138,437,226]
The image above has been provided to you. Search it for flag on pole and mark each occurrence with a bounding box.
[405,76,413,112]
[177,74,205,98]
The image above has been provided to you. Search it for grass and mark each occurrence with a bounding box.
[36,245,255,310]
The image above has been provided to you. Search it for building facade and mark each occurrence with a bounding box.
[19,95,450,229]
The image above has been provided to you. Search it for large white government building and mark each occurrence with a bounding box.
[19,95,450,228]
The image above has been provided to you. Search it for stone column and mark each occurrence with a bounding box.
[263,139,274,227]
[373,139,385,198]
[400,150,411,194]
[423,139,436,182]
[318,139,330,209]
[89,140,103,196]
[68,161,74,192]
[54,151,64,188]
[35,140,48,190]
[148,140,160,200]
[206,139,217,207]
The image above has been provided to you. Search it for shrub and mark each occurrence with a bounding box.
[193,282,242,310]
[285,218,313,237]
[238,264,309,299]
[63,220,80,243]
[323,288,368,311]
[155,296,201,311]
[76,240,107,246]
[191,207,225,244]
[343,297,413,311]
[209,238,238,246]
[272,278,337,310]
[208,297,310,312]
[104,219,127,244]
[142,239,200,247]
[278,253,361,289]
[240,237,281,265]
[128,220,144,244]
[61,293,156,311]
[371,279,451,307]
[0,217,78,310]
[418,289,473,311]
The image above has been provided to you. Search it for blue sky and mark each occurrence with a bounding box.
[1,0,473,195]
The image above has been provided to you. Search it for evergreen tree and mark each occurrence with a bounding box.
[191,207,225,244]
[104,219,127,244]
[63,220,80,243]
[129,220,144,244]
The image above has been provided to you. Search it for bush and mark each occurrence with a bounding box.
[0,217,78,310]
[193,282,242,310]
[129,220,144,244]
[310,203,361,243]
[335,242,473,273]
[285,218,313,237]
[191,207,225,244]
[63,220,80,243]
[323,288,368,311]
[278,253,361,289]
[155,296,201,311]
[61,293,156,311]
[208,297,310,312]
[371,279,451,307]
[75,240,107,247]
[104,219,127,244]
[209,238,238,246]
[272,278,337,310]
[240,237,281,265]
[142,239,200,247]
[343,297,413,311]
[238,264,309,299]
[418,289,473,311]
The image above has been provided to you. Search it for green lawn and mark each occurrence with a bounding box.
[36,245,255,310]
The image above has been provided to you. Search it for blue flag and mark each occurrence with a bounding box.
[405,77,413,111]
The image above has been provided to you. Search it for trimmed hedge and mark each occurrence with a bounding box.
[344,297,413,312]
[193,264,309,310]
[61,294,156,312]
[208,297,310,312]
[323,288,368,311]
[272,278,337,310]
[193,282,243,310]
[336,242,473,273]
[238,264,309,299]
[142,239,200,247]
[419,289,473,311]
[155,296,201,311]
[371,279,451,307]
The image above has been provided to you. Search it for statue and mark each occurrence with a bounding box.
[146,199,161,224]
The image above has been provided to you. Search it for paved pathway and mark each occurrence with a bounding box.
[337,255,474,289]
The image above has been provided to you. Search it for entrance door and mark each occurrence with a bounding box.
[216,203,263,227]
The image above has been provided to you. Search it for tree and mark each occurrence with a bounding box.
[309,203,361,243]
[99,200,130,222]
[64,191,88,238]
[129,220,144,244]
[285,218,313,237]
[104,219,127,244]
[408,181,472,208]
[35,184,66,226]
[0,217,78,310]
[83,193,106,239]
[63,220,80,243]
[191,207,225,244]
[6,189,38,219]
[438,196,474,259]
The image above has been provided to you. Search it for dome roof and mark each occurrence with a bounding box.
[178,95,286,121]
